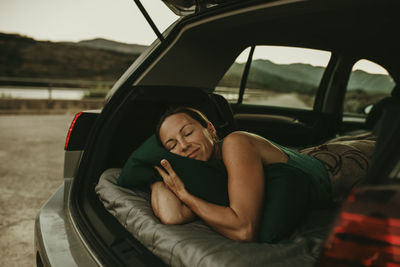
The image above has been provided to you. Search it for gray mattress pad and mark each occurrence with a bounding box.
[95,168,337,267]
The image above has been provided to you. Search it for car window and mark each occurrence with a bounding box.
[344,59,394,116]
[215,46,331,110]
[214,47,252,103]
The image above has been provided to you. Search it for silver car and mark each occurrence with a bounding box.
[35,0,400,266]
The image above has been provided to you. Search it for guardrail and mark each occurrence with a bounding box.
[0,77,115,89]
[0,77,114,101]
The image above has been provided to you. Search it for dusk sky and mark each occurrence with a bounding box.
[0,0,178,45]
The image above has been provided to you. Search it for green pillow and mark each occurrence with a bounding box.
[117,134,230,206]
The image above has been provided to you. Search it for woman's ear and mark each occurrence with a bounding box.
[207,122,217,137]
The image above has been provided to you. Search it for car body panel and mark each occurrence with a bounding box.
[64,151,83,179]
[35,182,99,267]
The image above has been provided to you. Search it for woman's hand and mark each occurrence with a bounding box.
[154,159,187,199]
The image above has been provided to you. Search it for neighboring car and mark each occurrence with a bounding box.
[35,0,400,266]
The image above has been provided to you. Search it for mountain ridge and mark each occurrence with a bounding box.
[0,32,142,82]
[0,32,394,93]
[219,59,394,94]
[76,38,147,55]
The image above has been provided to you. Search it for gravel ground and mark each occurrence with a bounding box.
[0,114,74,267]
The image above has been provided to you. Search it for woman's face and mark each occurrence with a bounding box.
[159,113,216,161]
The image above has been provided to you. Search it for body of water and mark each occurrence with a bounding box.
[0,86,86,100]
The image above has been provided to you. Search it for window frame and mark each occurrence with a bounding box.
[218,45,333,111]
[343,58,395,118]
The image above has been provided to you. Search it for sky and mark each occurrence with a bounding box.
[0,0,178,45]
[0,0,388,75]
[237,46,388,75]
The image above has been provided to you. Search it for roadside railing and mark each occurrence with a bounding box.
[0,76,114,89]
[0,77,115,100]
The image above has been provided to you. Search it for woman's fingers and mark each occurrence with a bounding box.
[154,159,185,197]
[160,159,176,177]
[154,165,168,179]
[154,161,175,187]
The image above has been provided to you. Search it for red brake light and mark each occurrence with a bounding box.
[317,186,400,267]
[64,112,83,150]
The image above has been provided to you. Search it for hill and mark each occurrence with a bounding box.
[347,69,394,92]
[219,59,394,94]
[0,33,143,83]
[0,32,394,94]
[76,38,147,55]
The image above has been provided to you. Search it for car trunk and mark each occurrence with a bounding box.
[68,0,400,265]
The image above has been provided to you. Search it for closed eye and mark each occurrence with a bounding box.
[165,140,176,151]
[184,131,193,137]
[168,143,176,151]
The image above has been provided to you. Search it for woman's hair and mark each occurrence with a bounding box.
[155,107,211,144]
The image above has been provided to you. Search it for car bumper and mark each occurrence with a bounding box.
[34,180,99,267]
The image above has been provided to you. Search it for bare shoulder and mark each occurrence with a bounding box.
[221,131,287,165]
[222,131,257,147]
[221,131,258,158]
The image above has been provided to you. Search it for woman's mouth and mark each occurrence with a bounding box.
[187,148,200,159]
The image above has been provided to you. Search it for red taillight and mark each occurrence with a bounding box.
[335,212,400,245]
[317,186,400,267]
[64,112,83,150]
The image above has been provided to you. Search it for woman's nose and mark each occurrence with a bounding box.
[179,139,190,152]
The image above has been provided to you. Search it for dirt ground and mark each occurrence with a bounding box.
[0,114,74,267]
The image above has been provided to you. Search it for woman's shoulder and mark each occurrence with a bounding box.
[220,132,264,169]
[222,132,288,165]
[221,131,258,154]
[223,131,253,144]
[224,131,266,144]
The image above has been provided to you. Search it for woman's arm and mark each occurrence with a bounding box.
[155,132,265,242]
[150,181,196,224]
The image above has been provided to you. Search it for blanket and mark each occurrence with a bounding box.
[301,132,376,203]
[96,168,336,267]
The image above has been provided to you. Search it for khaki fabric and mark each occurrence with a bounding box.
[300,132,376,203]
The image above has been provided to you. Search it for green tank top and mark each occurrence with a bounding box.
[270,141,332,207]
[218,139,332,205]
[219,138,332,243]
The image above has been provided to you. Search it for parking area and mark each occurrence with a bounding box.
[0,114,74,267]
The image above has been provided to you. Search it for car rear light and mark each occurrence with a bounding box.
[64,111,98,151]
[317,186,400,267]
[65,112,83,150]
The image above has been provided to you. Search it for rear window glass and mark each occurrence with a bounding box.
[216,46,331,110]
[344,59,394,116]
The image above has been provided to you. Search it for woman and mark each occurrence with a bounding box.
[150,107,371,242]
